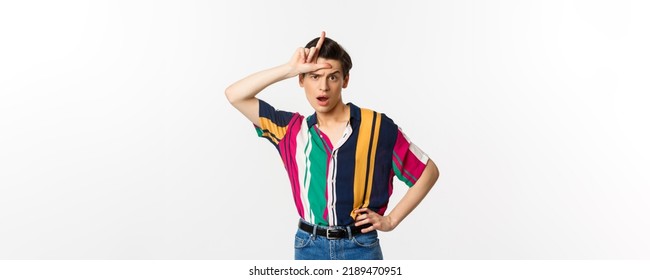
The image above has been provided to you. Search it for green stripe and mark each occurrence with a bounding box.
[403,169,418,185]
[307,127,328,225]
[392,161,415,187]
[392,150,419,185]
[392,150,403,166]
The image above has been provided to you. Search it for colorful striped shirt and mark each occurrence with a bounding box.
[255,99,429,226]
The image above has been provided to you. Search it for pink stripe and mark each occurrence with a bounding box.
[394,130,427,185]
[378,169,396,215]
[402,150,427,184]
[393,131,409,172]
[279,115,305,219]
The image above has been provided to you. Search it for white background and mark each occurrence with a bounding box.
[1,0,649,259]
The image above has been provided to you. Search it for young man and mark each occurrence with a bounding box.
[225,32,439,260]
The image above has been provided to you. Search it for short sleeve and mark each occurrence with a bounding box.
[392,128,430,187]
[254,99,299,146]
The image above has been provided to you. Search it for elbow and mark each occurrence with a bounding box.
[225,85,246,105]
[427,159,440,186]
[224,86,236,104]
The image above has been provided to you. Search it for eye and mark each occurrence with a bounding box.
[310,74,319,80]
[328,75,338,81]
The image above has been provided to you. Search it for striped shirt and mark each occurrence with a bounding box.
[255,99,429,226]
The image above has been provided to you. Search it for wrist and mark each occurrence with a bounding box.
[282,63,299,79]
[386,215,397,231]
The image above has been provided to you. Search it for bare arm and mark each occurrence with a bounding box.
[354,159,440,232]
[224,31,331,126]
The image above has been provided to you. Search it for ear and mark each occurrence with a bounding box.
[298,74,305,88]
[342,74,350,88]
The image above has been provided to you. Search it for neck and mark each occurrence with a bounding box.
[317,102,349,127]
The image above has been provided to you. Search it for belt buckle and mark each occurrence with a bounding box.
[326,228,342,240]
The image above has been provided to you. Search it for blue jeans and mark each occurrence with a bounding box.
[294,221,383,260]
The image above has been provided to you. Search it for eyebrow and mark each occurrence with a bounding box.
[310,70,341,76]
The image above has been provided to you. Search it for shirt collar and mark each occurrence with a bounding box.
[307,102,360,128]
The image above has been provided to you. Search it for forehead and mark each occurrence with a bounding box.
[312,58,343,75]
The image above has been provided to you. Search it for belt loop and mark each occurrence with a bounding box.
[311,222,317,240]
[346,225,352,240]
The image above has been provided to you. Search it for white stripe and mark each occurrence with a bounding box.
[399,127,429,163]
[294,120,312,224]
[408,142,429,163]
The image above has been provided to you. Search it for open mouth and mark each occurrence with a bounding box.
[317,96,329,102]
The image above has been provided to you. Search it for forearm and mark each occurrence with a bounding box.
[386,160,439,228]
[225,64,293,104]
[224,35,330,127]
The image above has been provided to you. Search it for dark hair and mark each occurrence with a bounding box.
[305,36,353,78]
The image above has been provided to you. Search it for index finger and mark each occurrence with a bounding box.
[306,31,326,63]
[315,31,326,50]
[354,208,368,214]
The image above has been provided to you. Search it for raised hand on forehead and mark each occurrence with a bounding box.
[286,31,332,77]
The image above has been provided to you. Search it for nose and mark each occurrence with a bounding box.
[319,77,329,92]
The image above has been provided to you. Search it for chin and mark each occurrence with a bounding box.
[314,107,332,113]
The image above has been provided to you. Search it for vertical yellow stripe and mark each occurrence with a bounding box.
[352,110,373,213]
[362,113,381,209]
[351,109,382,218]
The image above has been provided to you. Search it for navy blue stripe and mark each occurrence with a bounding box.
[369,114,398,211]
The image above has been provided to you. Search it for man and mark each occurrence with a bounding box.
[225,31,439,260]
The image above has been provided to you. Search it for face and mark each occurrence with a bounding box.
[299,58,349,114]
